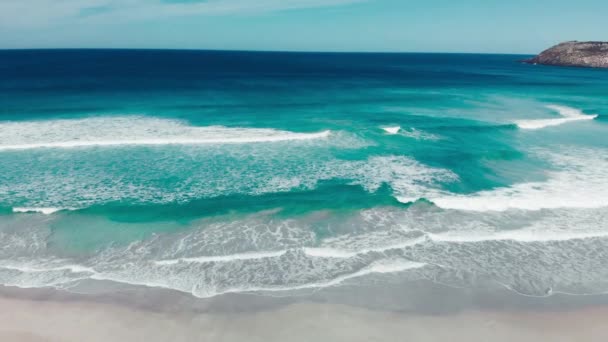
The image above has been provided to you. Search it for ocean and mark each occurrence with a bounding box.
[0,49,607,300]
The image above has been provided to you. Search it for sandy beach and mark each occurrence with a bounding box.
[2,285,608,342]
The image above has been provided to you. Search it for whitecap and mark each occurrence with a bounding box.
[515,105,598,129]
[0,116,331,151]
[12,207,73,215]
[382,126,401,134]
[414,148,608,212]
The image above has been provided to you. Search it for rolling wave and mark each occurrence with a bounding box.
[0,116,331,151]
[515,105,598,129]
[12,207,74,215]
[398,147,608,211]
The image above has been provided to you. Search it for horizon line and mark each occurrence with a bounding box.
[0,47,535,56]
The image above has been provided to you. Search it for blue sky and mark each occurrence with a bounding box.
[0,0,606,53]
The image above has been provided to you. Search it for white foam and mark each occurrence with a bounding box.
[428,208,608,243]
[0,153,452,210]
[343,156,457,199]
[3,204,608,298]
[428,230,608,244]
[12,207,72,215]
[397,197,419,204]
[81,257,427,299]
[382,126,401,134]
[0,263,95,274]
[303,247,358,258]
[400,128,440,141]
[256,156,455,205]
[303,236,428,259]
[515,105,598,129]
[0,116,331,151]
[419,148,608,212]
[195,259,426,297]
[154,250,287,266]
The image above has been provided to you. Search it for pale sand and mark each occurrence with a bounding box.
[1,291,608,342]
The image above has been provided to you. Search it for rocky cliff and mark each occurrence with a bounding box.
[524,41,608,68]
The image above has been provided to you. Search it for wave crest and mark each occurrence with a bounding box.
[515,105,598,130]
[12,207,74,215]
[422,147,608,211]
[0,116,331,151]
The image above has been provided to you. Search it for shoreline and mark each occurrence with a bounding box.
[6,277,608,315]
[3,281,608,341]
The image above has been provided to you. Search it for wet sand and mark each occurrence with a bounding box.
[2,285,608,342]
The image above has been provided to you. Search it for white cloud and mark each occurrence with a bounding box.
[0,0,368,29]
[0,0,105,28]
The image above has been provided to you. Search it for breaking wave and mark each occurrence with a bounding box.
[381,126,401,134]
[12,207,74,215]
[0,116,331,151]
[424,148,608,211]
[515,105,598,129]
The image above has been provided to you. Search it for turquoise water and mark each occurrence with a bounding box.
[0,50,607,297]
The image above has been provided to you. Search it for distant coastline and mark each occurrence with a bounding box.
[524,41,608,68]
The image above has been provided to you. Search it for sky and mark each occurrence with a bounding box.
[0,0,606,53]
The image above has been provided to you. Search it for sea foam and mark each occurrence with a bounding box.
[188,259,427,297]
[515,105,598,129]
[12,207,72,215]
[0,154,455,210]
[0,116,331,151]
[0,263,95,274]
[303,236,428,259]
[404,147,608,212]
[382,126,439,140]
[1,206,607,299]
[400,128,440,141]
[428,228,608,244]
[382,126,401,134]
[154,250,287,266]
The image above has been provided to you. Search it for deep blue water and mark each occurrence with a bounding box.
[0,50,607,298]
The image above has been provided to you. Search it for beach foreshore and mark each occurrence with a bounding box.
[1,283,608,342]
